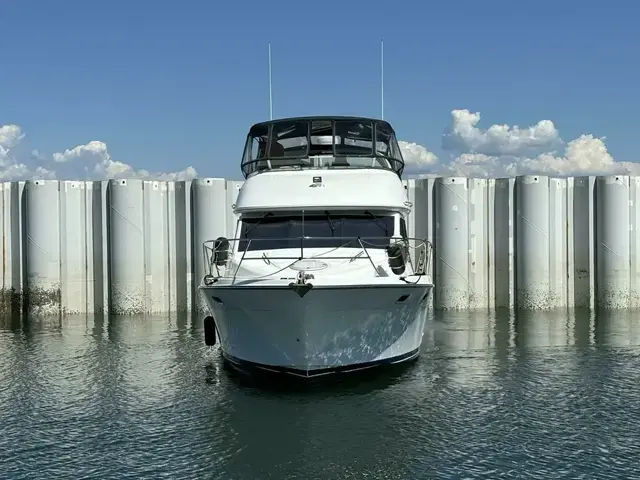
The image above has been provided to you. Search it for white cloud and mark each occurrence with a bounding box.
[53,140,104,163]
[0,125,198,181]
[31,149,46,161]
[0,125,25,166]
[0,125,24,149]
[442,109,562,157]
[398,141,438,167]
[407,109,640,178]
[1,110,637,181]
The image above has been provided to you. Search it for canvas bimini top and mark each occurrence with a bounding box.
[239,116,406,179]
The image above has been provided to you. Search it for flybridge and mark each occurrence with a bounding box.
[239,115,406,179]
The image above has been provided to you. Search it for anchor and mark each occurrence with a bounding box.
[288,270,314,298]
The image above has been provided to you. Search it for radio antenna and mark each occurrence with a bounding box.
[380,39,384,120]
[268,42,273,120]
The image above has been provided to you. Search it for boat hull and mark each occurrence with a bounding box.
[198,282,432,378]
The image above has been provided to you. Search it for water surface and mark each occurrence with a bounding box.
[1,310,640,479]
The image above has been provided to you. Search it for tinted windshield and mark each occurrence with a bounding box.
[238,213,395,252]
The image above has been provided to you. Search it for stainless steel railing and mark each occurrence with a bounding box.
[201,235,432,285]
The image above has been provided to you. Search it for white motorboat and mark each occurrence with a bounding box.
[198,116,434,378]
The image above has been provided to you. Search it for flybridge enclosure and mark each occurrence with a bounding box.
[240,116,406,179]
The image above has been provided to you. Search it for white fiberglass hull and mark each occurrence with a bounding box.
[198,280,432,377]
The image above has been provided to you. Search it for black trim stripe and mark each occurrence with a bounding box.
[200,283,432,292]
[222,348,420,379]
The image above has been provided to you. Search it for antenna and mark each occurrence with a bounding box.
[380,39,384,120]
[268,42,273,120]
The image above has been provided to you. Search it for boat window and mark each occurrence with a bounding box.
[309,120,335,156]
[375,122,393,156]
[240,124,269,175]
[241,118,406,178]
[270,121,309,158]
[376,123,404,174]
[400,217,408,239]
[334,120,374,156]
[238,213,395,252]
[389,133,403,163]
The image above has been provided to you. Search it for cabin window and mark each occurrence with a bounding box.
[309,120,335,156]
[400,217,408,239]
[389,134,403,162]
[334,120,374,156]
[375,122,392,156]
[238,213,395,252]
[249,124,269,161]
[240,118,406,178]
[240,124,269,175]
[375,123,404,174]
[270,121,309,158]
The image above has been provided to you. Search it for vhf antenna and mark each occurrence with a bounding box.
[380,39,384,120]
[268,42,273,120]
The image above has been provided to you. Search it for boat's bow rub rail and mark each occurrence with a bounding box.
[200,235,433,286]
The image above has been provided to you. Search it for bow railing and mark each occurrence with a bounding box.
[201,235,432,285]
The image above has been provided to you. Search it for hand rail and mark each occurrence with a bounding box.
[240,155,405,179]
[201,235,432,285]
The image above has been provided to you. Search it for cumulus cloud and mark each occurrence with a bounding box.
[398,141,438,167]
[52,140,197,180]
[30,149,46,161]
[442,109,562,157]
[402,109,640,178]
[0,125,25,165]
[0,124,198,181]
[2,110,638,181]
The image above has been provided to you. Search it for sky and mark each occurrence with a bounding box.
[1,0,640,181]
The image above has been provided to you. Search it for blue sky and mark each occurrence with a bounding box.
[1,0,639,180]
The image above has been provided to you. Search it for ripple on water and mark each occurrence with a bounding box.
[1,310,640,479]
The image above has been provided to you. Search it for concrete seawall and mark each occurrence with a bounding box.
[0,175,636,314]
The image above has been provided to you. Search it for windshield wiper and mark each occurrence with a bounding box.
[364,210,389,236]
[324,210,336,236]
[243,212,273,236]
